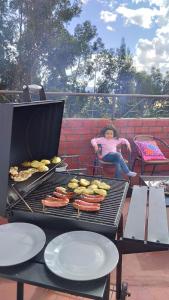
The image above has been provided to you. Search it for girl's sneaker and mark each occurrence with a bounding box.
[127,171,137,177]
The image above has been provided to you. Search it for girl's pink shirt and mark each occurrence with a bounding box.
[91,137,130,158]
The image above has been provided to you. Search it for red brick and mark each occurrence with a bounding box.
[150,127,162,133]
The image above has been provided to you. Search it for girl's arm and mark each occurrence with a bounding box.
[119,138,131,152]
[91,137,102,153]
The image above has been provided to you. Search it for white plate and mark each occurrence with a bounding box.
[0,223,46,266]
[44,231,119,281]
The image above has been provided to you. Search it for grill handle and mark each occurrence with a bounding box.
[22,84,46,102]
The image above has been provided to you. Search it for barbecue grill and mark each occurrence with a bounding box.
[0,100,128,236]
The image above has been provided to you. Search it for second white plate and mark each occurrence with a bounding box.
[44,230,119,281]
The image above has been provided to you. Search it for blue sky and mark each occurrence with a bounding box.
[68,0,169,74]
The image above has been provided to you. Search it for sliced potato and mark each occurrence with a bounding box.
[83,188,95,195]
[79,178,90,187]
[88,184,98,190]
[41,159,50,165]
[91,180,102,186]
[30,160,41,168]
[22,161,31,167]
[38,165,49,172]
[68,182,79,189]
[70,178,79,183]
[94,188,107,197]
[51,156,61,164]
[74,187,87,194]
[97,182,111,190]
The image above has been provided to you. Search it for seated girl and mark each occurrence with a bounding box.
[91,125,137,179]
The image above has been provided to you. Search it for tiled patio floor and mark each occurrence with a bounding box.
[0,198,169,300]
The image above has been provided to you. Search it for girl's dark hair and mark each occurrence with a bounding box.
[99,125,119,139]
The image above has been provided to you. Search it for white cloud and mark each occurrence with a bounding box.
[116,6,163,29]
[100,10,117,23]
[131,1,169,73]
[106,25,114,31]
[133,24,169,73]
[131,0,168,6]
[80,0,90,4]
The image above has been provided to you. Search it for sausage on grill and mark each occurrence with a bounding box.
[83,194,105,199]
[53,191,69,199]
[55,187,67,194]
[53,191,74,199]
[73,199,100,212]
[41,197,69,208]
[82,195,105,203]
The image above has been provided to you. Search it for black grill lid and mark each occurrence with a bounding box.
[0,100,64,216]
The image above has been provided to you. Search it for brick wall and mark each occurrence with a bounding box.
[59,118,169,179]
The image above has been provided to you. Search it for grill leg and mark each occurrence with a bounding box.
[116,252,122,300]
[116,216,123,300]
[17,282,24,300]
[103,274,110,300]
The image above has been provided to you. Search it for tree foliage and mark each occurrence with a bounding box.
[0,2,169,117]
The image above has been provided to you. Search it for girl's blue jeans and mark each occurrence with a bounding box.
[102,152,129,179]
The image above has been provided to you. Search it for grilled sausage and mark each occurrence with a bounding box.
[83,194,105,199]
[53,191,69,199]
[53,191,74,199]
[41,197,69,208]
[55,187,67,194]
[82,195,105,203]
[73,199,100,212]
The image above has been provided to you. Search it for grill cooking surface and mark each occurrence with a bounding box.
[8,172,128,235]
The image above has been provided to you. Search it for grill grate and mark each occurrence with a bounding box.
[8,172,128,235]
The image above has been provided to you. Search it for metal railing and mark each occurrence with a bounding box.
[0,90,169,118]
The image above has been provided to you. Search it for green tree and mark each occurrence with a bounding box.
[150,67,163,94]
[1,0,82,89]
[163,71,169,94]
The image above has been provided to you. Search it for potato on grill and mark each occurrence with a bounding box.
[91,180,102,186]
[68,182,79,189]
[51,156,61,164]
[22,161,31,167]
[88,184,98,190]
[94,188,107,197]
[74,187,87,194]
[79,179,90,187]
[83,188,95,195]
[97,182,110,190]
[41,159,50,165]
[70,178,79,183]
[30,160,41,168]
[37,164,49,172]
